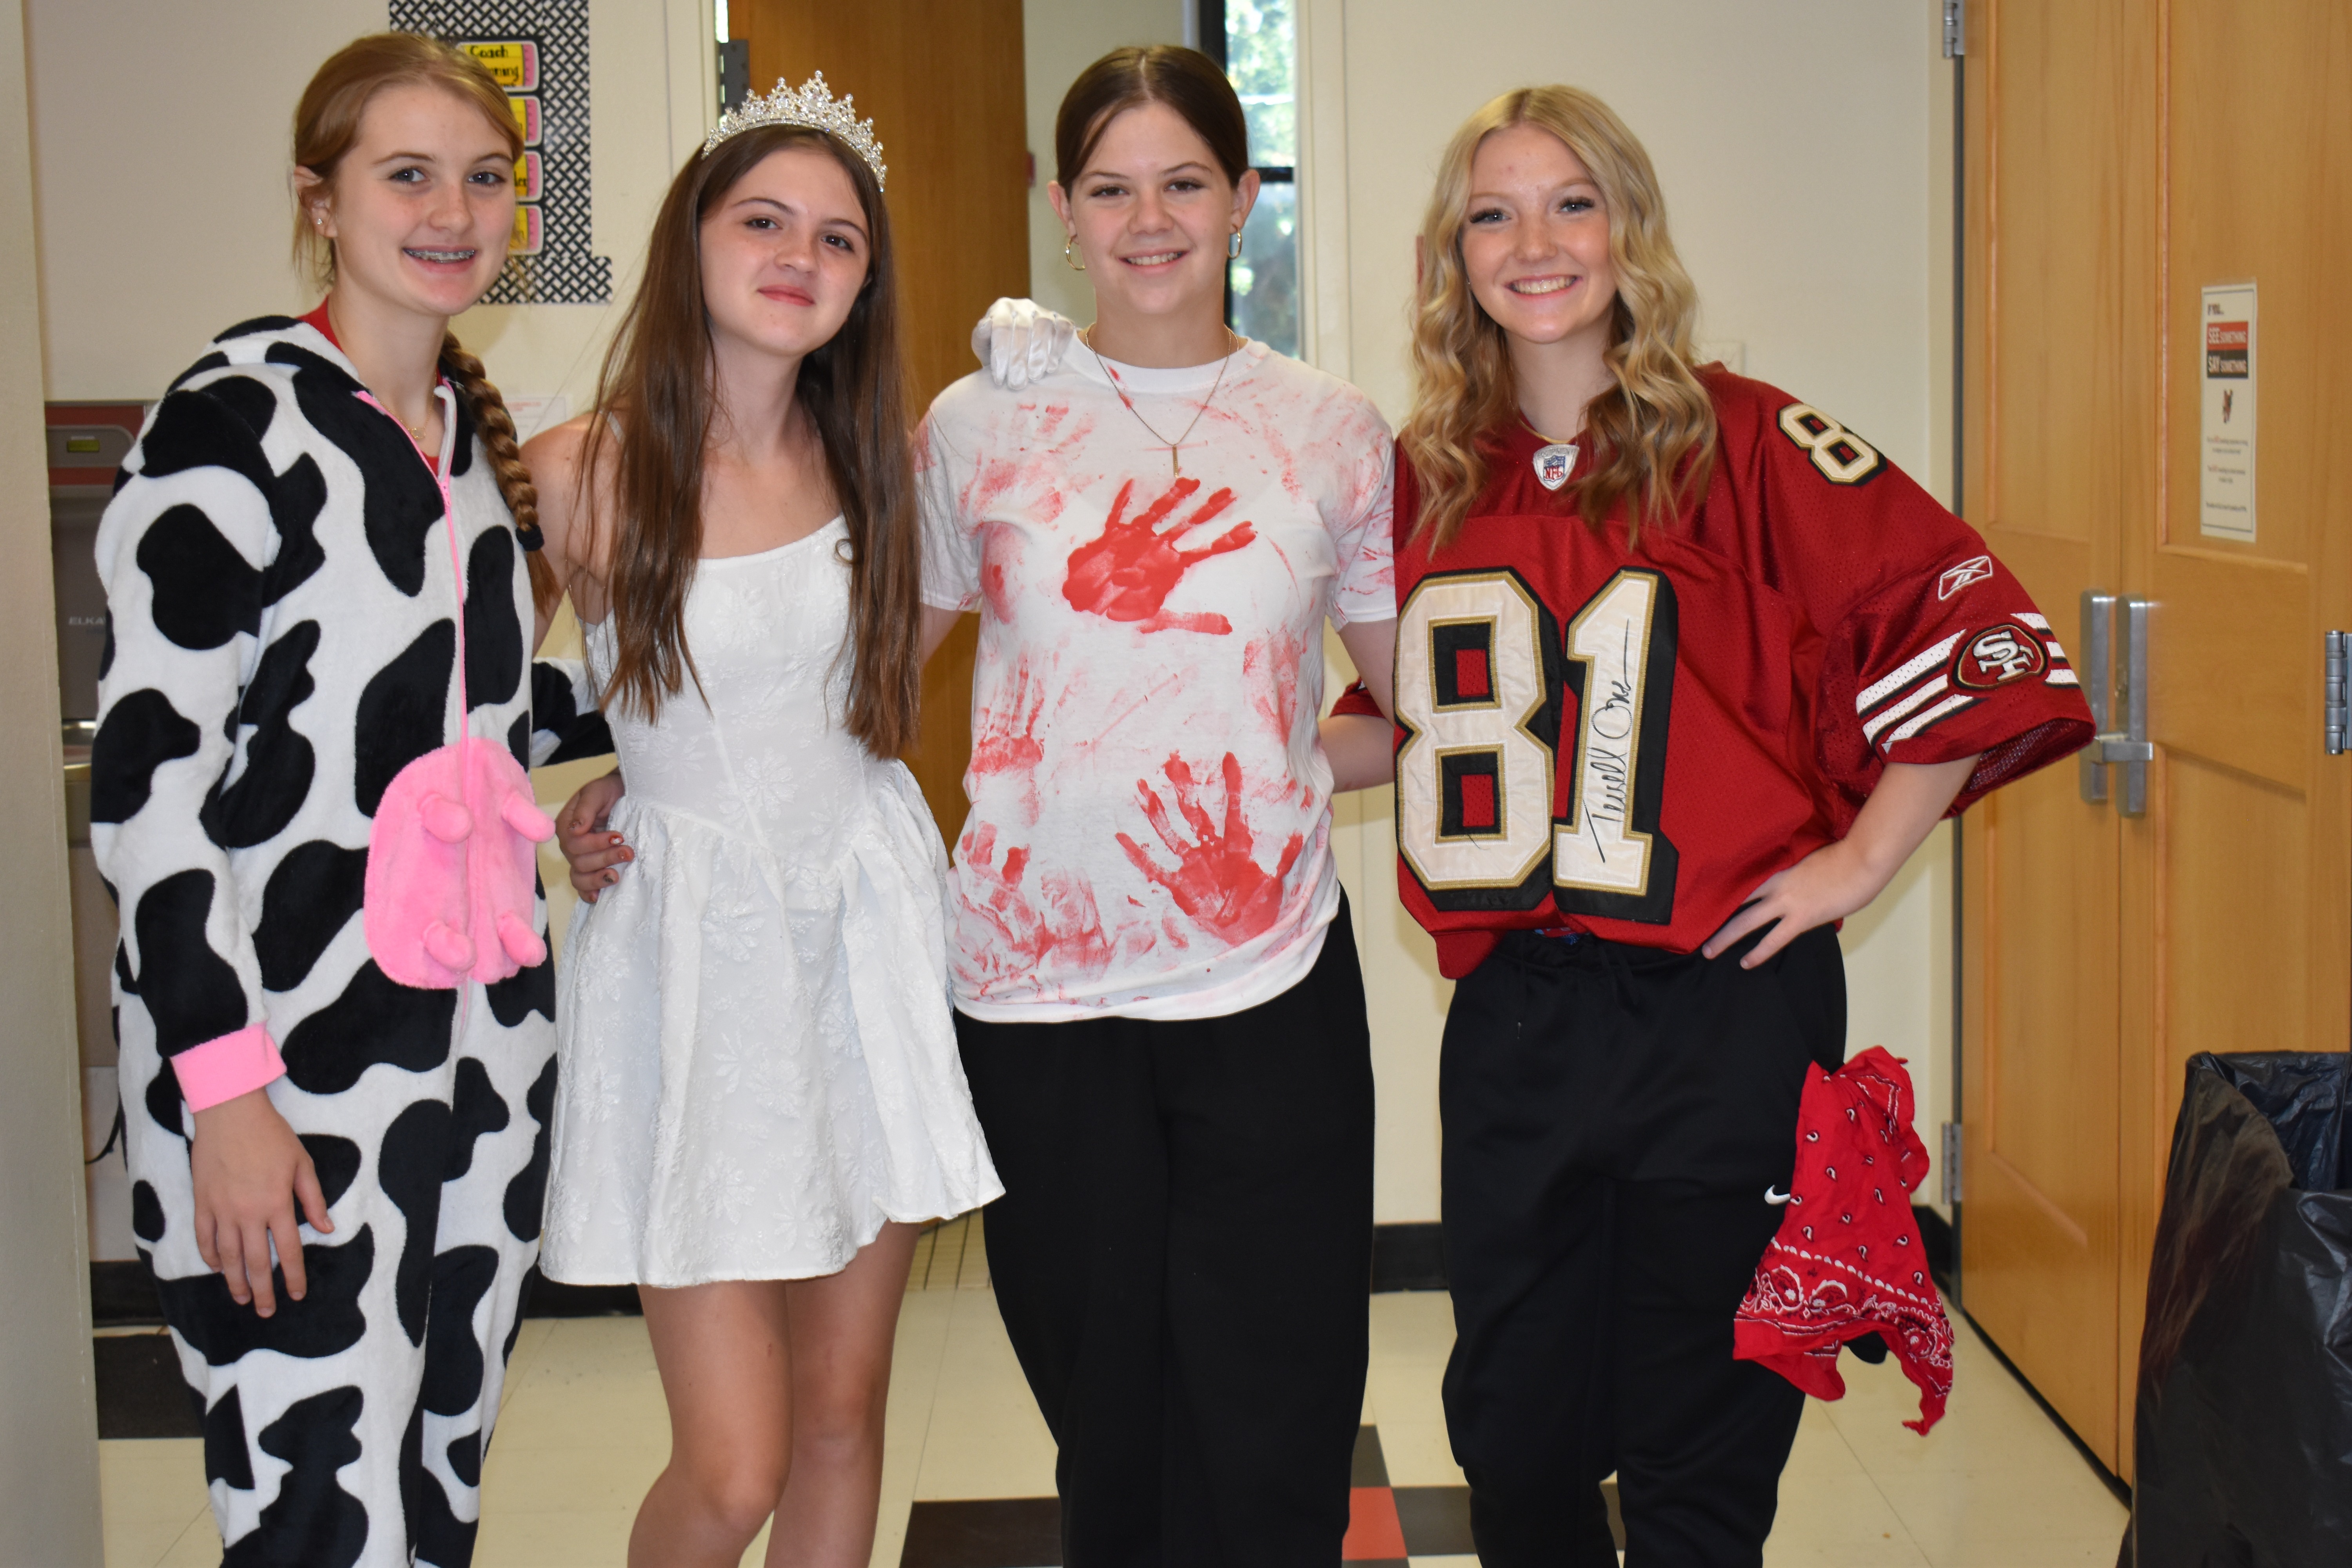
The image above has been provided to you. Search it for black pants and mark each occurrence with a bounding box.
[1440,924,1847,1567]
[956,897,1374,1568]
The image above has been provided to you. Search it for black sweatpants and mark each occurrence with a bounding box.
[1440,924,1847,1567]
[956,896,1374,1568]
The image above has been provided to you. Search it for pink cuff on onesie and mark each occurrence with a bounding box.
[173,1023,287,1112]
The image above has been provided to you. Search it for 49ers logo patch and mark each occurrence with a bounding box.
[1952,622,2046,689]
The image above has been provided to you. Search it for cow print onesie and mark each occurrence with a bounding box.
[91,314,610,1568]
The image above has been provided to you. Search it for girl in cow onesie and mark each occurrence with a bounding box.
[90,34,606,1568]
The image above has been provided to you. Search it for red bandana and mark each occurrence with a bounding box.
[1733,1046,1956,1434]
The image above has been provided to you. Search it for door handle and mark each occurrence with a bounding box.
[2080,590,2152,815]
[2103,596,2154,815]
[2078,590,2115,803]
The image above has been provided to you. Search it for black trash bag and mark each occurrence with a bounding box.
[2123,1051,2352,1567]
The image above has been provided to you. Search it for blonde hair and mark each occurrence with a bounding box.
[1400,85,1716,551]
[290,33,555,616]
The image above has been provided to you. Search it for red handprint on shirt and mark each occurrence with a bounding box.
[1063,478,1256,635]
[1116,752,1303,945]
[967,662,1051,823]
[960,824,1116,992]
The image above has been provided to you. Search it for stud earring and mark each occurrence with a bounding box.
[1228,230,1243,260]
[1063,237,1086,272]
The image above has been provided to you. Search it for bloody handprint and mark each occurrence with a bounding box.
[1062,478,1256,635]
[967,661,1051,823]
[960,824,1116,992]
[1116,752,1303,945]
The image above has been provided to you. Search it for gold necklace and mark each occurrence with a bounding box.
[1083,327,1241,476]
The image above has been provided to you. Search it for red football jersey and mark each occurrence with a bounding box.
[1334,370,2095,976]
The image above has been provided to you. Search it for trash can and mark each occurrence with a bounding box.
[2123,1051,2352,1565]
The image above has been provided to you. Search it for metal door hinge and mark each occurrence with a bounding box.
[1943,0,1967,58]
[2326,631,2349,755]
[717,38,749,112]
[1940,1122,1963,1205]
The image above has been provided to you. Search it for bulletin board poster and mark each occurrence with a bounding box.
[388,0,612,305]
[2198,281,2256,542]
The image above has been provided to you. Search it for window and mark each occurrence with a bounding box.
[1200,0,1299,357]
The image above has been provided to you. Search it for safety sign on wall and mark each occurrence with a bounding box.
[2198,281,2256,543]
[388,0,612,305]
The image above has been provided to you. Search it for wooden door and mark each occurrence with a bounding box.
[1959,1,2152,1470]
[2116,0,2352,1473]
[1962,0,2350,1479]
[740,0,1031,843]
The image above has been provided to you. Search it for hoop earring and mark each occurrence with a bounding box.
[1063,238,1086,272]
[1228,230,1243,260]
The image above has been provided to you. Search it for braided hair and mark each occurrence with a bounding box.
[439,332,559,619]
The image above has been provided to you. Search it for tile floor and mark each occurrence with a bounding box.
[99,1214,2129,1567]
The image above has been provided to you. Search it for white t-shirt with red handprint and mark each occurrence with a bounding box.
[918,338,1396,1022]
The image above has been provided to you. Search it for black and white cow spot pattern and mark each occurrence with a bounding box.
[220,1386,370,1568]
[200,621,320,850]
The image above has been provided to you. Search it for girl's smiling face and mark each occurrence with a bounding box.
[1053,101,1258,330]
[301,81,517,319]
[1459,123,1619,358]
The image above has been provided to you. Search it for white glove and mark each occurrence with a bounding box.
[973,297,1077,391]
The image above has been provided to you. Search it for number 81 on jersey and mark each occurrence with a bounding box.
[1393,567,1681,924]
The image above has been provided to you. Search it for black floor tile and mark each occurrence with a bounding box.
[1393,1485,1474,1555]
[90,1259,162,1327]
[94,1334,201,1439]
[1370,1222,1448,1292]
[900,1497,1062,1568]
[517,1264,642,1318]
[1350,1423,1388,1486]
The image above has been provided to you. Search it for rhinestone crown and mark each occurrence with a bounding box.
[704,71,886,191]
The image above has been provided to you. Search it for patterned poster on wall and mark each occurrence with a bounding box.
[388,0,612,305]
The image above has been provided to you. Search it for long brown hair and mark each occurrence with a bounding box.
[1055,45,1250,189]
[1401,86,1716,552]
[585,123,920,755]
[292,32,557,616]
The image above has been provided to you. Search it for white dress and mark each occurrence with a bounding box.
[541,519,1000,1287]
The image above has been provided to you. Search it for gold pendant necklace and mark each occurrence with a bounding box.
[1085,327,1241,476]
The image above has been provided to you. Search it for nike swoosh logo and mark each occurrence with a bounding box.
[1764,1186,1793,1205]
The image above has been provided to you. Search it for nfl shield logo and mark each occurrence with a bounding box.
[1534,443,1577,491]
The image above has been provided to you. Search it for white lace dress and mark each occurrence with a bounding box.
[541,519,1000,1286]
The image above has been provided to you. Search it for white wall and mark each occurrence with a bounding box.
[1,0,104,1555]
[29,0,713,418]
[1305,0,1960,1222]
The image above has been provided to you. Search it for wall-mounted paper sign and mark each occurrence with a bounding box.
[506,93,541,147]
[463,39,539,91]
[2199,282,2256,542]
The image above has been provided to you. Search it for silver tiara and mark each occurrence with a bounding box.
[704,72,886,191]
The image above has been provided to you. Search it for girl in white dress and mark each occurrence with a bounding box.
[524,79,998,1568]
